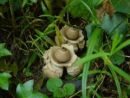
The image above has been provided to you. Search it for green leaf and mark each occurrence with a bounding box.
[104,57,130,82]
[110,50,125,65]
[67,0,102,20]
[0,72,11,90]
[53,88,65,98]
[16,80,48,98]
[55,25,63,46]
[0,43,12,58]
[16,80,34,98]
[63,83,75,96]
[82,27,103,98]
[75,52,110,66]
[67,0,89,19]
[46,78,63,92]
[113,40,130,54]
[31,92,48,98]
[0,0,8,5]
[107,65,122,98]
[111,0,130,14]
[101,14,128,37]
[93,0,103,7]
[22,0,37,7]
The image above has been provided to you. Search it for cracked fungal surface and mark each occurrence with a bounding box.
[42,44,83,78]
[55,25,85,52]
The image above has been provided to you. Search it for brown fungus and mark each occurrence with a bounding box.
[55,25,85,52]
[42,44,83,78]
[53,48,71,63]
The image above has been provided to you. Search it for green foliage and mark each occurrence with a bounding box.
[67,0,103,20]
[101,14,128,37]
[0,43,12,58]
[111,0,130,14]
[46,78,63,92]
[110,50,125,65]
[22,0,38,7]
[46,78,75,98]
[0,0,130,98]
[81,27,103,98]
[67,0,89,19]
[0,72,11,90]
[63,83,75,96]
[0,0,8,5]
[16,80,48,98]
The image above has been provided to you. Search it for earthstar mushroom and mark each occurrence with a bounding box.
[42,44,83,78]
[55,25,85,52]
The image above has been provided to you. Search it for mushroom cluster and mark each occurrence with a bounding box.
[55,25,85,52]
[42,25,85,78]
[42,44,83,78]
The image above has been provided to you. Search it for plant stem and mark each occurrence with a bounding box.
[9,0,16,29]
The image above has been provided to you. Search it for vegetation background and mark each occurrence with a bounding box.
[0,0,130,98]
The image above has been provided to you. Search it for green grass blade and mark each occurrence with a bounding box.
[104,56,130,82]
[113,40,130,54]
[110,64,130,82]
[107,63,122,98]
[82,28,103,98]
[75,52,110,66]
[82,62,90,98]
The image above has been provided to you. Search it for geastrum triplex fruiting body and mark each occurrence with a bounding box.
[42,25,85,78]
[42,44,83,78]
[55,25,85,52]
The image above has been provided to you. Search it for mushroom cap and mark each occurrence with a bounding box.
[50,44,77,67]
[61,25,84,43]
[42,63,63,78]
[58,25,85,52]
[53,48,71,63]
[67,62,83,77]
[65,27,79,40]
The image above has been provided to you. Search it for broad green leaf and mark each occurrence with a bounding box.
[85,23,96,38]
[0,72,11,90]
[16,80,48,98]
[46,78,63,92]
[31,92,48,98]
[110,50,125,65]
[16,80,34,98]
[67,0,102,20]
[111,0,130,14]
[53,88,65,98]
[63,83,75,96]
[67,0,89,19]
[0,43,12,58]
[101,14,128,37]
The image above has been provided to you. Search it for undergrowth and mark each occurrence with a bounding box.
[0,0,130,98]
